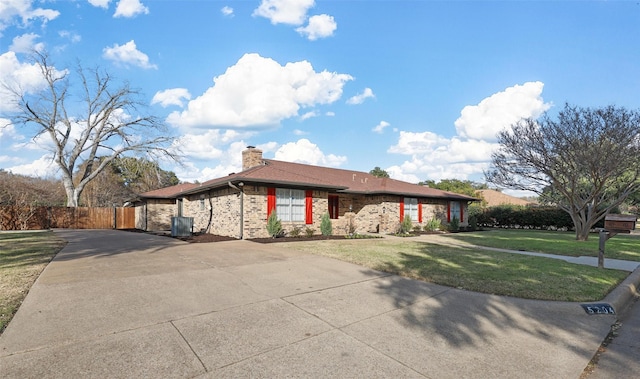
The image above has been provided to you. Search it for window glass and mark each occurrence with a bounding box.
[450,201,460,221]
[404,197,418,221]
[276,188,305,222]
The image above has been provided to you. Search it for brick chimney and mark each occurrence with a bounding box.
[242,146,263,170]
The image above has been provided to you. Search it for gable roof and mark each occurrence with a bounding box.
[477,189,537,207]
[138,182,200,199]
[140,159,477,201]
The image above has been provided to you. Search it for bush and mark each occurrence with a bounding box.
[478,205,574,230]
[424,218,441,232]
[448,216,460,232]
[266,211,282,238]
[289,225,302,237]
[400,215,413,234]
[305,227,315,237]
[320,213,332,236]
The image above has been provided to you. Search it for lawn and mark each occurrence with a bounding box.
[282,238,629,302]
[442,229,640,261]
[0,231,66,335]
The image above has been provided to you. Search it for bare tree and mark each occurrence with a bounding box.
[7,52,179,207]
[487,104,640,240]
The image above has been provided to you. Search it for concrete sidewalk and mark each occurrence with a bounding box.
[0,230,632,378]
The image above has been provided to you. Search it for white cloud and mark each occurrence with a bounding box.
[253,0,314,25]
[372,121,390,134]
[454,81,551,141]
[59,30,81,43]
[6,154,58,177]
[175,129,253,161]
[347,87,374,105]
[387,82,550,183]
[102,40,157,69]
[0,51,61,112]
[88,0,111,8]
[152,88,191,108]
[293,129,308,136]
[114,0,149,18]
[299,110,318,120]
[274,138,346,167]
[221,6,234,17]
[166,53,352,128]
[296,14,336,40]
[0,0,60,34]
[9,33,44,53]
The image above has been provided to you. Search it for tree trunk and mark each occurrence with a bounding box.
[573,218,590,241]
[62,178,81,207]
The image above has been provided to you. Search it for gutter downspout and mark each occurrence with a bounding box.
[228,182,244,239]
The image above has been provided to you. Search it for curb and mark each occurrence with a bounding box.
[604,265,640,314]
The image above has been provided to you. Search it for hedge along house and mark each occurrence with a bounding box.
[136,147,477,239]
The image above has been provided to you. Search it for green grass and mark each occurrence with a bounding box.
[282,239,629,302]
[0,231,66,335]
[443,229,640,261]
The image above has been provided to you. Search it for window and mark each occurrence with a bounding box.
[449,201,461,222]
[328,195,339,219]
[276,188,306,222]
[404,197,418,221]
[199,199,205,211]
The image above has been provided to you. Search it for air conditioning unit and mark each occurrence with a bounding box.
[171,217,194,237]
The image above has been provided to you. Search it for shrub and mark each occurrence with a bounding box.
[448,216,460,232]
[424,218,441,232]
[289,225,302,237]
[305,227,315,237]
[320,213,332,236]
[413,225,422,233]
[266,211,282,238]
[400,215,413,234]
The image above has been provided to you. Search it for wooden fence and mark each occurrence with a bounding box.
[0,206,136,231]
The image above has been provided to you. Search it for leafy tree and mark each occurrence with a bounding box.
[487,104,640,240]
[421,179,486,198]
[5,51,178,207]
[369,166,390,178]
[78,157,180,207]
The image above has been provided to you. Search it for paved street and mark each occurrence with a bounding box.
[0,230,632,378]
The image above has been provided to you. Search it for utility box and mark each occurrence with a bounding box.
[604,214,637,232]
[171,216,194,237]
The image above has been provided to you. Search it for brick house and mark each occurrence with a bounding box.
[136,147,477,239]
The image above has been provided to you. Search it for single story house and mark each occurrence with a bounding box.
[136,147,478,239]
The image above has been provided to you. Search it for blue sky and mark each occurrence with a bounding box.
[1,0,639,195]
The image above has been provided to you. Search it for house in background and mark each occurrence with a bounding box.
[476,189,537,208]
[136,147,477,239]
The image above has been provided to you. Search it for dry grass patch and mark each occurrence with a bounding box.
[0,231,66,334]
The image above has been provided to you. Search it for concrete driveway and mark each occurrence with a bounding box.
[0,230,617,378]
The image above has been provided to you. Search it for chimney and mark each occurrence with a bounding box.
[242,146,263,170]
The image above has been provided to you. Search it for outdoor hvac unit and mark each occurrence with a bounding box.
[171,217,194,237]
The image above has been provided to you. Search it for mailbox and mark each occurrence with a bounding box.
[604,214,637,232]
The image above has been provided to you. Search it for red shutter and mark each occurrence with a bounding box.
[305,190,313,224]
[447,201,451,222]
[267,188,276,218]
[399,198,404,221]
[418,199,423,223]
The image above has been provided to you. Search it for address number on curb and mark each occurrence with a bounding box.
[580,303,616,315]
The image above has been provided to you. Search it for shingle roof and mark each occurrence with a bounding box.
[138,182,200,198]
[477,189,537,207]
[140,159,477,201]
